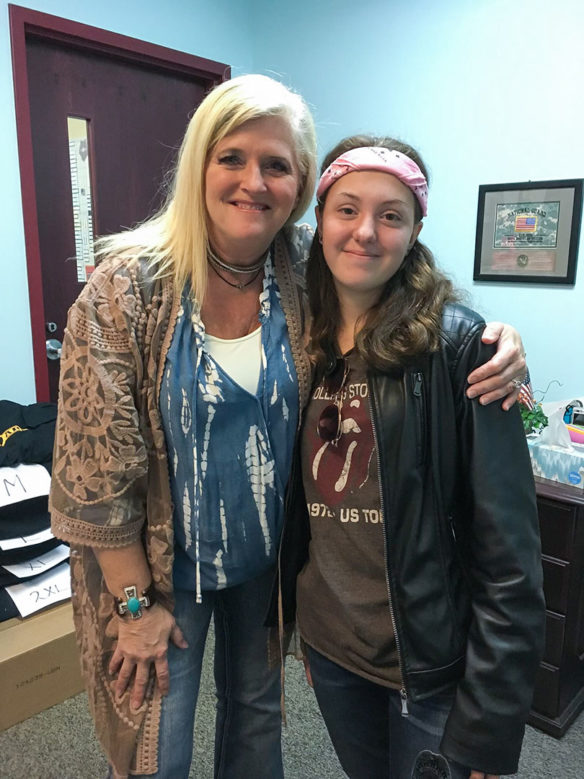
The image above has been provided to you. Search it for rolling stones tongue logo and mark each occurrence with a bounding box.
[309,386,375,506]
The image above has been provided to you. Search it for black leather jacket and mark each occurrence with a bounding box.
[268,302,545,776]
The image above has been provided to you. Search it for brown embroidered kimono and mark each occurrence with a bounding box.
[50,226,312,776]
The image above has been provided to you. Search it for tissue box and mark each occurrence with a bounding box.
[527,437,584,489]
[567,424,584,445]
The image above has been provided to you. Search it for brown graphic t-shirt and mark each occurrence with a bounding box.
[297,350,401,688]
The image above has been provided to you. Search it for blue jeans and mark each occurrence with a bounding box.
[133,568,282,778]
[306,645,469,779]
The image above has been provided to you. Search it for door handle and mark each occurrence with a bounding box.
[46,339,62,360]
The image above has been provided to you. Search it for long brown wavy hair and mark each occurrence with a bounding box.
[307,134,459,372]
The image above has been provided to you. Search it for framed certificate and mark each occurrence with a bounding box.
[473,179,582,283]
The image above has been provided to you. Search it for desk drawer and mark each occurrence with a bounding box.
[531,662,560,718]
[543,611,565,667]
[537,498,576,561]
[542,556,570,615]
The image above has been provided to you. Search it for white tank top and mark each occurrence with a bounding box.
[205,326,262,394]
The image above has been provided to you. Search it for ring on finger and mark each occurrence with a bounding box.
[511,377,523,389]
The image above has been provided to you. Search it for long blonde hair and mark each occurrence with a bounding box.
[96,74,317,301]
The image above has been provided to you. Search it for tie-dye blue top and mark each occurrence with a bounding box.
[160,253,299,600]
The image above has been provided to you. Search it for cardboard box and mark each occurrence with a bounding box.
[527,437,584,490]
[0,601,84,731]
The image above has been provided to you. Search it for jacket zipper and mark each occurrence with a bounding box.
[412,371,426,465]
[369,374,409,716]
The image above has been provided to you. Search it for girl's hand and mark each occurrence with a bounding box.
[466,322,527,410]
[109,602,188,710]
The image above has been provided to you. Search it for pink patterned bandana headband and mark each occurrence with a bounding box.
[316,146,428,217]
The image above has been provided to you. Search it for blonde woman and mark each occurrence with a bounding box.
[50,80,526,778]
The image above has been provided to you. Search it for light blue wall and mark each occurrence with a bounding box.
[252,0,584,403]
[0,0,255,403]
[3,1,583,403]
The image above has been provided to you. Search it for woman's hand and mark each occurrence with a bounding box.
[109,602,188,711]
[469,772,499,779]
[466,322,527,410]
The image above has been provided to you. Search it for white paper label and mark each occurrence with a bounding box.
[0,464,51,508]
[5,562,71,617]
[68,117,96,281]
[0,526,54,551]
[2,543,70,578]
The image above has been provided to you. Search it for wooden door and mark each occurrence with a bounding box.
[10,5,229,401]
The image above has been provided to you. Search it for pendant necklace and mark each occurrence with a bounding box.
[207,245,269,290]
[209,261,263,289]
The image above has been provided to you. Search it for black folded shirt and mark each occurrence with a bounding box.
[0,400,57,468]
[0,537,61,566]
[0,587,19,621]
[0,495,51,540]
